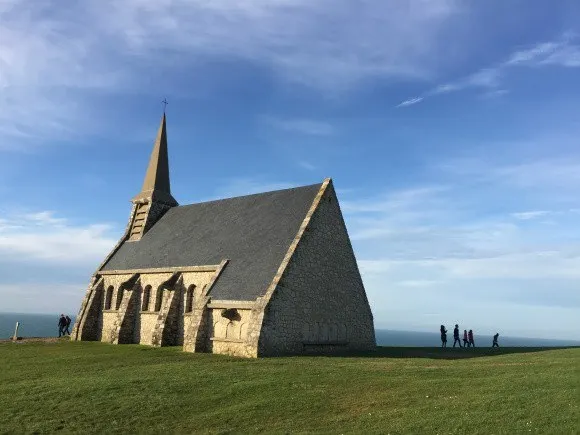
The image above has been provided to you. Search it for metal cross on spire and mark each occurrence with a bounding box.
[162,98,168,113]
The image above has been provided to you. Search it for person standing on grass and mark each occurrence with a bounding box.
[492,333,500,348]
[58,314,67,337]
[463,329,469,347]
[468,329,475,347]
[64,315,72,335]
[453,324,462,348]
[440,325,448,348]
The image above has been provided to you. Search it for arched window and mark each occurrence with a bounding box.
[155,286,164,312]
[142,285,152,311]
[116,288,124,310]
[104,286,114,310]
[185,285,195,313]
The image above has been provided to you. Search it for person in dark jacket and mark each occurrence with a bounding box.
[492,333,499,348]
[440,325,447,348]
[463,329,469,347]
[453,324,462,348]
[468,329,475,347]
[58,314,67,337]
[64,315,72,335]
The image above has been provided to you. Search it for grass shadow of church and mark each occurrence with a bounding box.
[302,346,579,360]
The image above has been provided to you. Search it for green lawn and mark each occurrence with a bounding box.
[0,340,578,434]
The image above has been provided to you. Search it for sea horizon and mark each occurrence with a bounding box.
[2,312,579,347]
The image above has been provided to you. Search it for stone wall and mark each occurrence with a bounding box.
[74,277,104,341]
[207,307,254,358]
[115,278,141,344]
[257,181,376,356]
[180,271,216,345]
[139,313,158,345]
[80,269,216,347]
[182,261,229,354]
[100,273,135,343]
[151,275,183,347]
[134,272,175,345]
[101,312,118,343]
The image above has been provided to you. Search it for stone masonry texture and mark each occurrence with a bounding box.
[256,182,376,356]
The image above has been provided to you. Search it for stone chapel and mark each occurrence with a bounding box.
[71,114,376,357]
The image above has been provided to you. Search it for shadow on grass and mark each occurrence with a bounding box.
[335,346,580,360]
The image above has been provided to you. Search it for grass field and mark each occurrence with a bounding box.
[0,340,578,434]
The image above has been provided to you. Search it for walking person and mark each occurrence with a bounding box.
[58,314,67,337]
[453,324,462,348]
[64,315,72,335]
[468,329,475,347]
[492,333,500,348]
[440,325,448,348]
[463,329,469,347]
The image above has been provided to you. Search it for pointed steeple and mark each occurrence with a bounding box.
[132,114,178,206]
[127,113,178,242]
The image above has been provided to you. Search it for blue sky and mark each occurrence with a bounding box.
[1,0,579,340]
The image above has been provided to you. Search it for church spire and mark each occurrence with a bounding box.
[128,112,178,241]
[132,113,177,206]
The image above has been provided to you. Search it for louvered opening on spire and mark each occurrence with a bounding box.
[128,113,178,241]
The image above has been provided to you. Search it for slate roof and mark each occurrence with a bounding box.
[101,183,322,301]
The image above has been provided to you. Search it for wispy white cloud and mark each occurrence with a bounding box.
[480,89,509,99]
[343,185,449,216]
[505,42,564,66]
[486,159,580,191]
[396,97,424,107]
[541,46,580,67]
[0,283,85,314]
[361,251,580,281]
[0,0,462,145]
[397,33,580,107]
[0,209,118,313]
[263,117,335,136]
[298,161,317,171]
[511,210,551,220]
[21,211,68,227]
[0,210,116,264]
[397,279,442,288]
[437,155,580,193]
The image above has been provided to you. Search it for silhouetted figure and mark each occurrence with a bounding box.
[468,329,475,347]
[463,329,469,347]
[64,315,72,335]
[440,325,447,348]
[58,314,67,337]
[492,333,499,348]
[453,324,462,348]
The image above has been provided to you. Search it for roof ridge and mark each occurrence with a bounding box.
[174,181,325,209]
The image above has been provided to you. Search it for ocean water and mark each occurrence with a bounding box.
[1,313,579,347]
[0,313,76,339]
[374,329,580,348]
